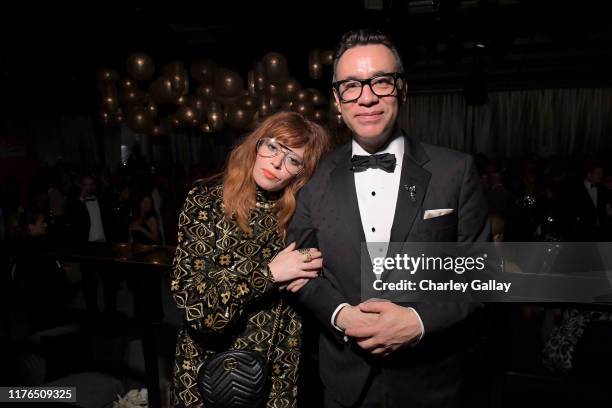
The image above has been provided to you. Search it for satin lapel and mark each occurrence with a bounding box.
[330,146,366,257]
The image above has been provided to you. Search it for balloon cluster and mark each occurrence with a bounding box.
[96,48,338,136]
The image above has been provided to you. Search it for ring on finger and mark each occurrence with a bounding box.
[298,248,312,262]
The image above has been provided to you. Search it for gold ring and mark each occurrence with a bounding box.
[298,248,312,262]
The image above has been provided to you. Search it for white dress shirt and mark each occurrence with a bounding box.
[331,135,424,341]
[82,196,106,243]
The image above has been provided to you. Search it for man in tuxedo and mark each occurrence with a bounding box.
[562,161,610,241]
[65,175,114,314]
[288,29,489,407]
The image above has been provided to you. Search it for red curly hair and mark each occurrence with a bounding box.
[222,111,330,236]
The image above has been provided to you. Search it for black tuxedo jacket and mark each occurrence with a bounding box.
[562,181,610,241]
[65,194,111,243]
[288,132,490,407]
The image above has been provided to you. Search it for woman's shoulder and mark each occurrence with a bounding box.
[184,175,224,207]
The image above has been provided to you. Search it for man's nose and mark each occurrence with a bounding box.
[358,83,378,105]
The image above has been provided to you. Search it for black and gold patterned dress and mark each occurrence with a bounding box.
[170,180,302,408]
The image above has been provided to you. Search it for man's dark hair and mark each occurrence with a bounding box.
[332,29,405,82]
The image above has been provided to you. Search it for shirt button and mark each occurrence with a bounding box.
[371,191,376,196]
[371,227,376,232]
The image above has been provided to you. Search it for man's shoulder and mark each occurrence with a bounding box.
[320,143,350,168]
[420,142,471,165]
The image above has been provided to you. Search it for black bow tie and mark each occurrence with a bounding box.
[83,196,97,202]
[350,153,396,173]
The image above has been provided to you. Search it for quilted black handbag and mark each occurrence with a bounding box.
[197,300,283,408]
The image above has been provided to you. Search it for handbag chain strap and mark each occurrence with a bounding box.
[265,298,283,362]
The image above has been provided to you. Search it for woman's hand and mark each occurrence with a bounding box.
[268,242,322,285]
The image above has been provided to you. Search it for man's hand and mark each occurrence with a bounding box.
[335,304,379,331]
[344,302,422,357]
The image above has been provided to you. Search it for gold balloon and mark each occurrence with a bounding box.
[322,50,334,65]
[177,106,201,126]
[280,78,301,101]
[150,124,167,137]
[294,89,312,103]
[100,111,111,125]
[167,115,181,128]
[176,95,188,106]
[308,88,326,106]
[149,76,182,104]
[188,95,208,115]
[170,72,189,98]
[114,112,125,125]
[197,84,215,99]
[120,78,136,90]
[226,105,254,129]
[281,101,293,111]
[294,100,315,117]
[258,94,271,118]
[127,109,153,133]
[262,52,289,85]
[97,68,119,84]
[313,110,327,122]
[308,49,322,79]
[214,68,244,98]
[190,58,217,84]
[162,60,186,76]
[267,83,280,97]
[207,102,224,132]
[100,93,119,113]
[240,95,258,111]
[247,70,256,97]
[145,100,157,118]
[120,85,145,105]
[127,52,155,81]
[269,95,282,111]
[254,61,268,92]
[200,123,212,133]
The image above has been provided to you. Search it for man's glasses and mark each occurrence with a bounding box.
[256,138,305,175]
[332,72,404,103]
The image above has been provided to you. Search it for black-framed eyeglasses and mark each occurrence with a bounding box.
[256,138,305,175]
[332,72,404,103]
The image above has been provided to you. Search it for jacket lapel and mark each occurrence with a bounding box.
[389,133,431,244]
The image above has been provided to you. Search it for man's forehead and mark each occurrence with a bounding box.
[336,45,396,78]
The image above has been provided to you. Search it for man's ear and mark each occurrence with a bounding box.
[398,79,408,105]
[332,90,343,114]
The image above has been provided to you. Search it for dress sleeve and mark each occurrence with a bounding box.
[170,183,278,335]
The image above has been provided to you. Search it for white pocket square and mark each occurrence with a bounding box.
[423,208,455,220]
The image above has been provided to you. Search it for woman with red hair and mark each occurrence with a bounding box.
[171,111,330,408]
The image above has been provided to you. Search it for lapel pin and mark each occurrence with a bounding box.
[405,185,417,202]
